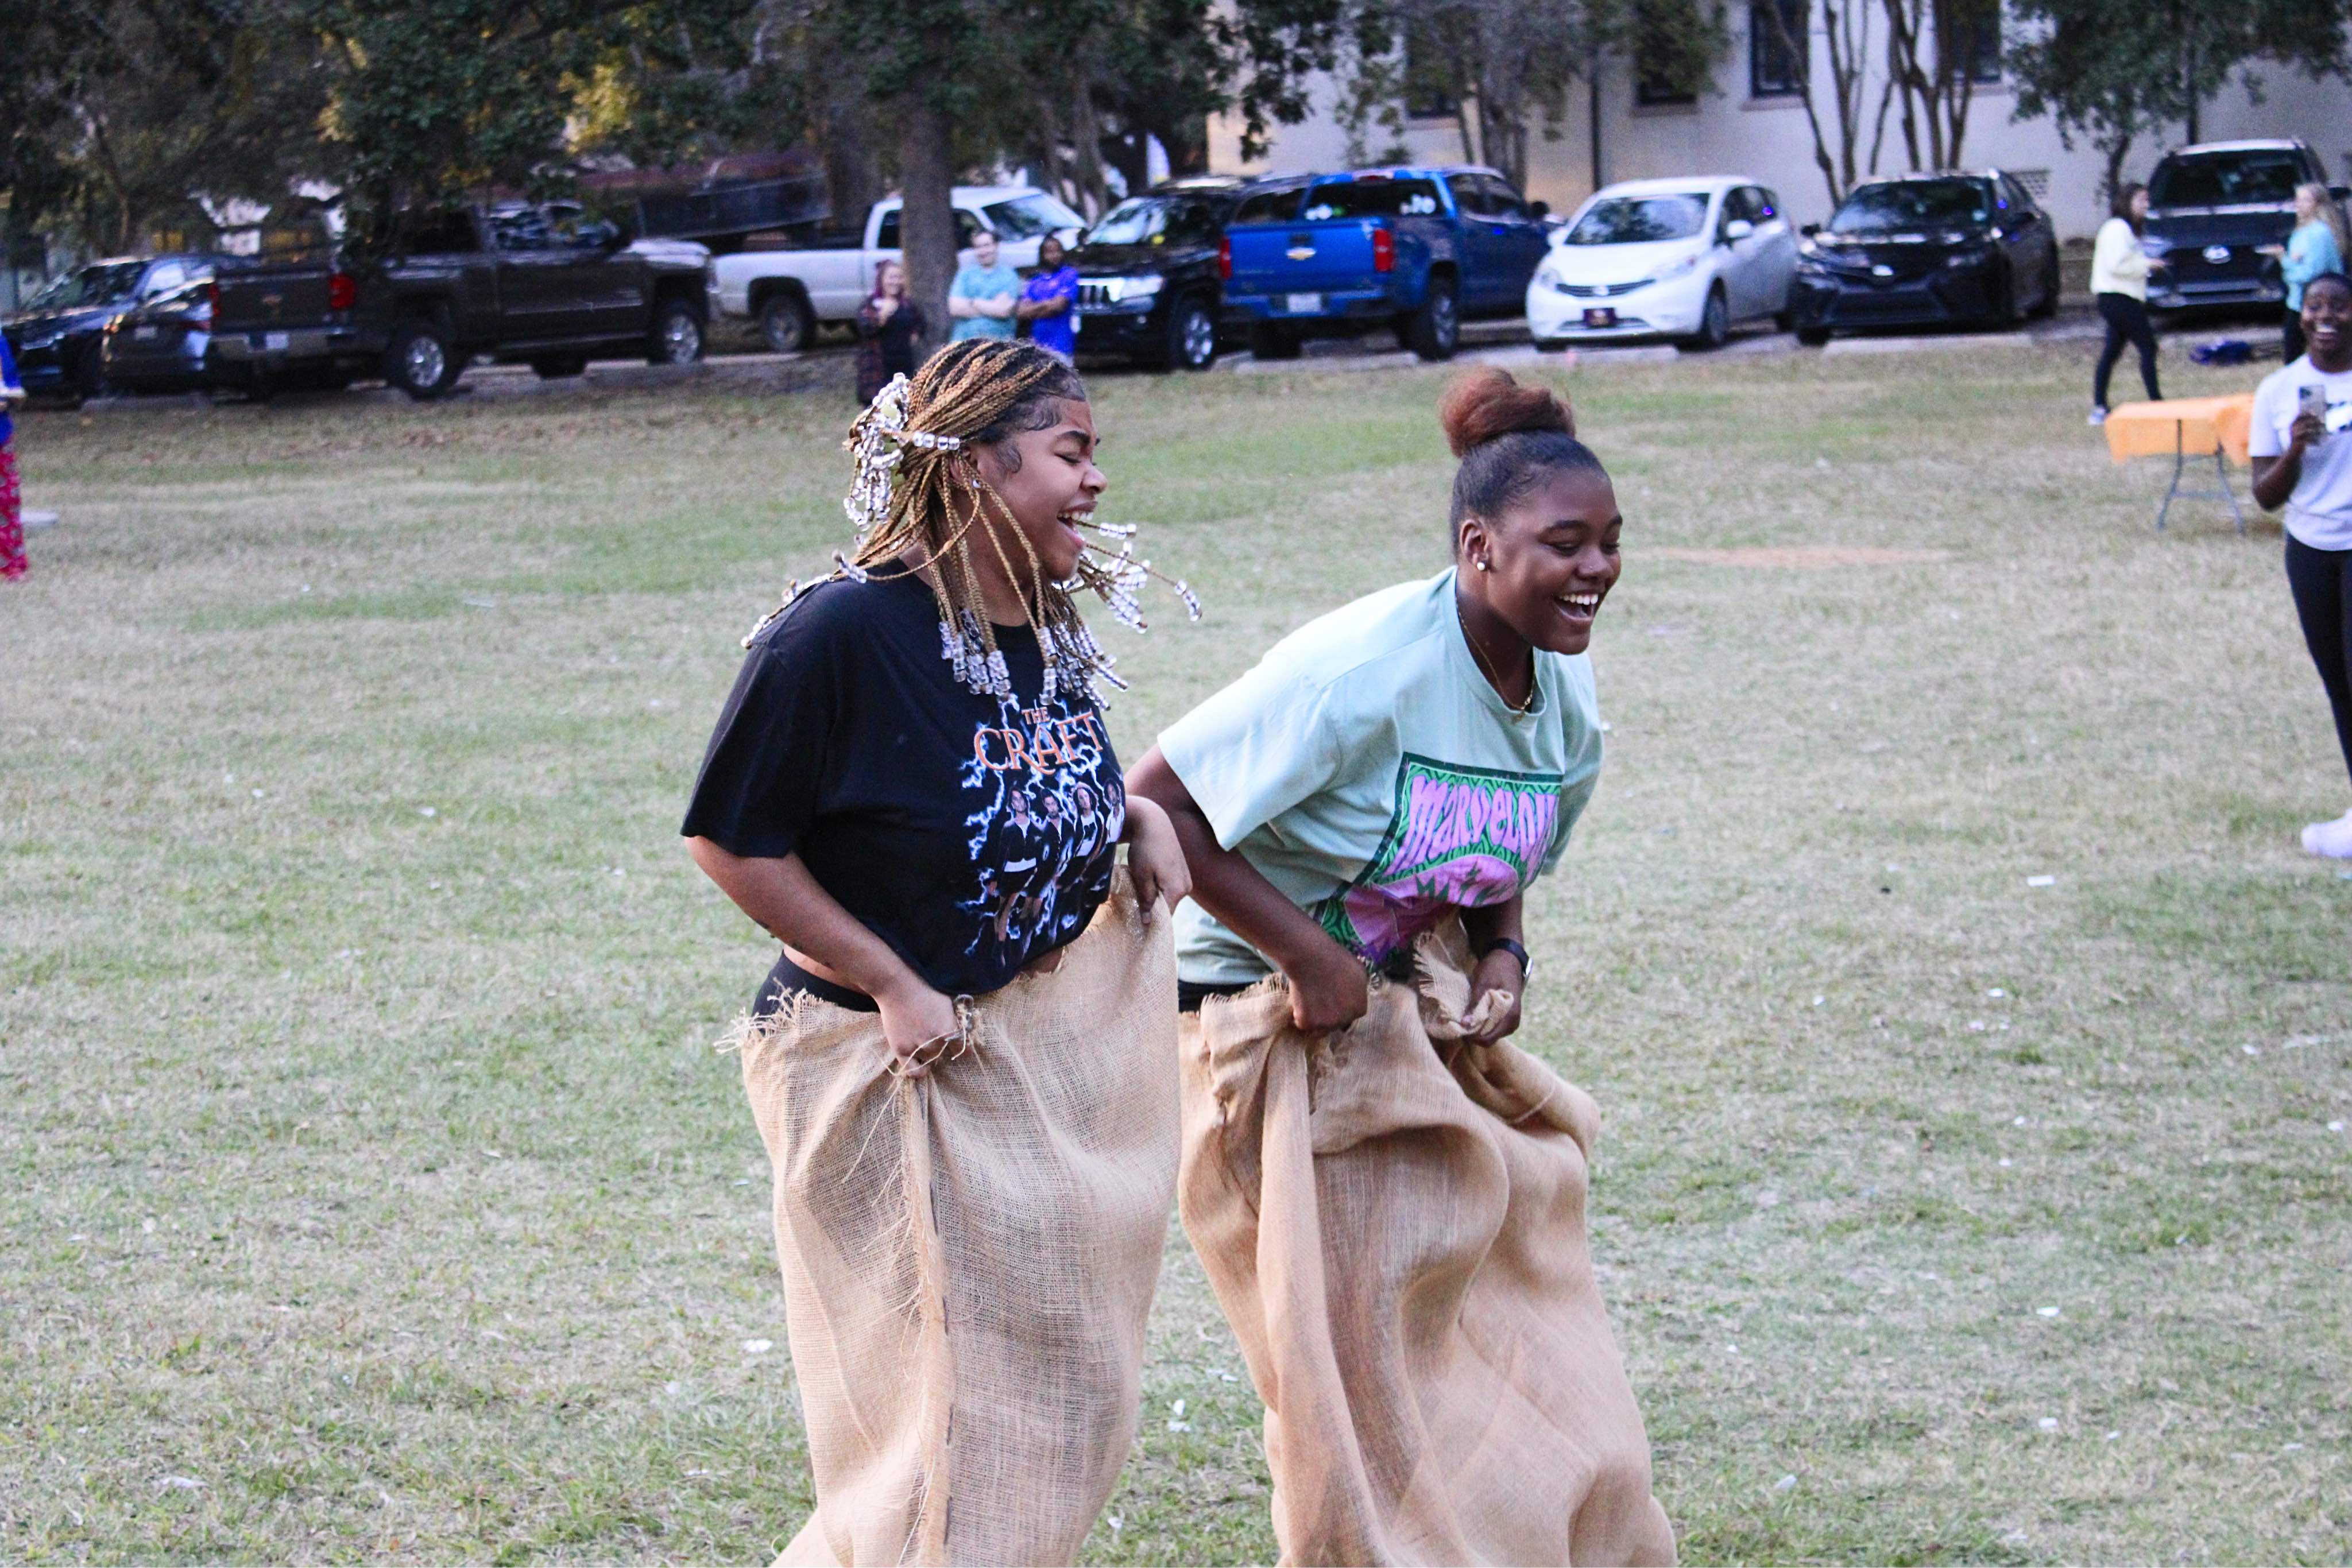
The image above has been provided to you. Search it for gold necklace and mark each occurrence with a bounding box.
[1456,594,1535,714]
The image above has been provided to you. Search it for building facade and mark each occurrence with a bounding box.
[1208,7,2352,241]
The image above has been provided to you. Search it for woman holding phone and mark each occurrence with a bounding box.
[2252,272,2352,858]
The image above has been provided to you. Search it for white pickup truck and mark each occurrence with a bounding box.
[707,184,1087,352]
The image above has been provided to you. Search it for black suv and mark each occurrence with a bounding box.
[1068,176,1302,371]
[2144,140,2349,316]
[1790,171,2061,343]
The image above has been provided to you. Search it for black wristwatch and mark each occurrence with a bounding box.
[1480,937,1531,982]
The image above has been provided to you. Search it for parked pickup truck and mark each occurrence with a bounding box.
[1221,166,1553,361]
[705,185,1085,352]
[209,202,712,400]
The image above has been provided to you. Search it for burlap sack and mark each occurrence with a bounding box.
[735,870,1178,1566]
[1178,920,1677,1567]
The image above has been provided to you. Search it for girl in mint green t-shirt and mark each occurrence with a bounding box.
[1128,367,1620,1044]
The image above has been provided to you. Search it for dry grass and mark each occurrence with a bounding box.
[2,342,2347,1563]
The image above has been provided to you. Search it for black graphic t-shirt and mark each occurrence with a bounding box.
[682,574,1126,1008]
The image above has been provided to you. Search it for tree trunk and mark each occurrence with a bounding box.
[820,74,884,226]
[897,91,958,363]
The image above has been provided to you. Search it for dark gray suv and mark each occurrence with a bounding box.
[2144,139,2349,315]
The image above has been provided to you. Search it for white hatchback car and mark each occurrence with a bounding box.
[1527,176,1800,351]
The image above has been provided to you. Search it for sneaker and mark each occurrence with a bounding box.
[2088,406,2108,425]
[2300,810,2352,858]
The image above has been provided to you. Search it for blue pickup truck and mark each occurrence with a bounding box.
[1219,166,1553,361]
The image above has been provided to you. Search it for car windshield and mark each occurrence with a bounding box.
[26,262,148,310]
[1829,180,1989,233]
[984,193,1086,239]
[1564,195,1709,245]
[2149,150,2306,208]
[1083,196,1221,247]
[1087,198,1177,246]
[1301,179,1443,220]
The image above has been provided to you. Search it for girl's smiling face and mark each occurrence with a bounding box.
[1462,466,1623,657]
[979,398,1106,583]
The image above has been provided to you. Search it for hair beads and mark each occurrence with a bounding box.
[748,339,1200,704]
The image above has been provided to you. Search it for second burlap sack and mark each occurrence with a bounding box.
[737,870,1178,1567]
[1178,920,1677,1567]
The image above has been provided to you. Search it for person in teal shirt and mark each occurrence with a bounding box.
[948,229,1022,342]
[2269,183,2349,362]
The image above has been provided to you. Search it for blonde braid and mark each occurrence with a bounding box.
[749,338,1200,700]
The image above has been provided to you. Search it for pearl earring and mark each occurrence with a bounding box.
[1476,559,1491,572]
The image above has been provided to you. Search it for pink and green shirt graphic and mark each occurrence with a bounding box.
[1312,756,1562,963]
[1160,569,1603,985]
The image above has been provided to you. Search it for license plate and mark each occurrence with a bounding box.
[133,325,158,340]
[1583,308,1618,328]
[265,331,290,352]
[1285,292,1322,314]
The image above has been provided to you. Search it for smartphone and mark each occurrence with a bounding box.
[2301,384,2330,439]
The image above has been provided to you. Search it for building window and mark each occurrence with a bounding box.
[1402,21,1461,120]
[1945,0,2002,84]
[1749,0,1808,99]
[1635,11,1700,105]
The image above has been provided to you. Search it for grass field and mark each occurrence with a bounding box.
[3,342,2347,1565]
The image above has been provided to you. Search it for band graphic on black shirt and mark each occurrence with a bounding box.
[958,700,1125,964]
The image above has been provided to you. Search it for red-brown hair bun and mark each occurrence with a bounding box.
[1437,367,1575,458]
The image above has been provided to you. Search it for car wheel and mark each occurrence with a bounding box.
[1680,285,1730,351]
[1249,323,1302,361]
[384,317,460,400]
[75,339,108,400]
[1796,326,1832,347]
[759,292,814,354]
[531,356,589,379]
[1773,307,1795,332]
[649,299,705,366]
[1990,265,2020,328]
[2029,244,2061,318]
[1166,299,1218,371]
[1406,276,1460,361]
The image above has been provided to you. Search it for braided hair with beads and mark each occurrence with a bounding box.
[748,338,1197,705]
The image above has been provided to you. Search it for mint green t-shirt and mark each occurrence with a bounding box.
[949,261,1022,340]
[1160,568,1604,985]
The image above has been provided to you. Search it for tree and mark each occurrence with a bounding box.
[2007,0,2351,202]
[1755,0,1897,205]
[1880,0,2000,172]
[5,0,327,255]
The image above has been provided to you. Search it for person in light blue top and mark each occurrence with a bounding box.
[948,228,1022,341]
[2266,183,2349,362]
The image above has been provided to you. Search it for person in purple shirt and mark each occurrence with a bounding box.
[1017,235,1080,359]
[1,332,25,581]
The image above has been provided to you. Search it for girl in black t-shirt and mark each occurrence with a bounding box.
[683,340,1196,1562]
[684,336,1190,1068]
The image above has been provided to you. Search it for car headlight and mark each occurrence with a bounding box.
[1651,253,1703,282]
[21,332,59,353]
[2140,236,2171,257]
[1945,246,1994,269]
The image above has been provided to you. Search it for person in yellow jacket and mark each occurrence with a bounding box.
[2089,183,2168,425]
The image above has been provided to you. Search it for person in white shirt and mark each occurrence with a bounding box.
[2088,183,2167,424]
[2250,271,2352,857]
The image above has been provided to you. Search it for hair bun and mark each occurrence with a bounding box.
[1437,367,1575,458]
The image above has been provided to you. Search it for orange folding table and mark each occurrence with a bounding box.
[2102,394,2256,533]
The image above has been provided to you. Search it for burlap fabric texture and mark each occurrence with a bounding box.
[1178,919,1677,1567]
[734,869,1178,1566]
